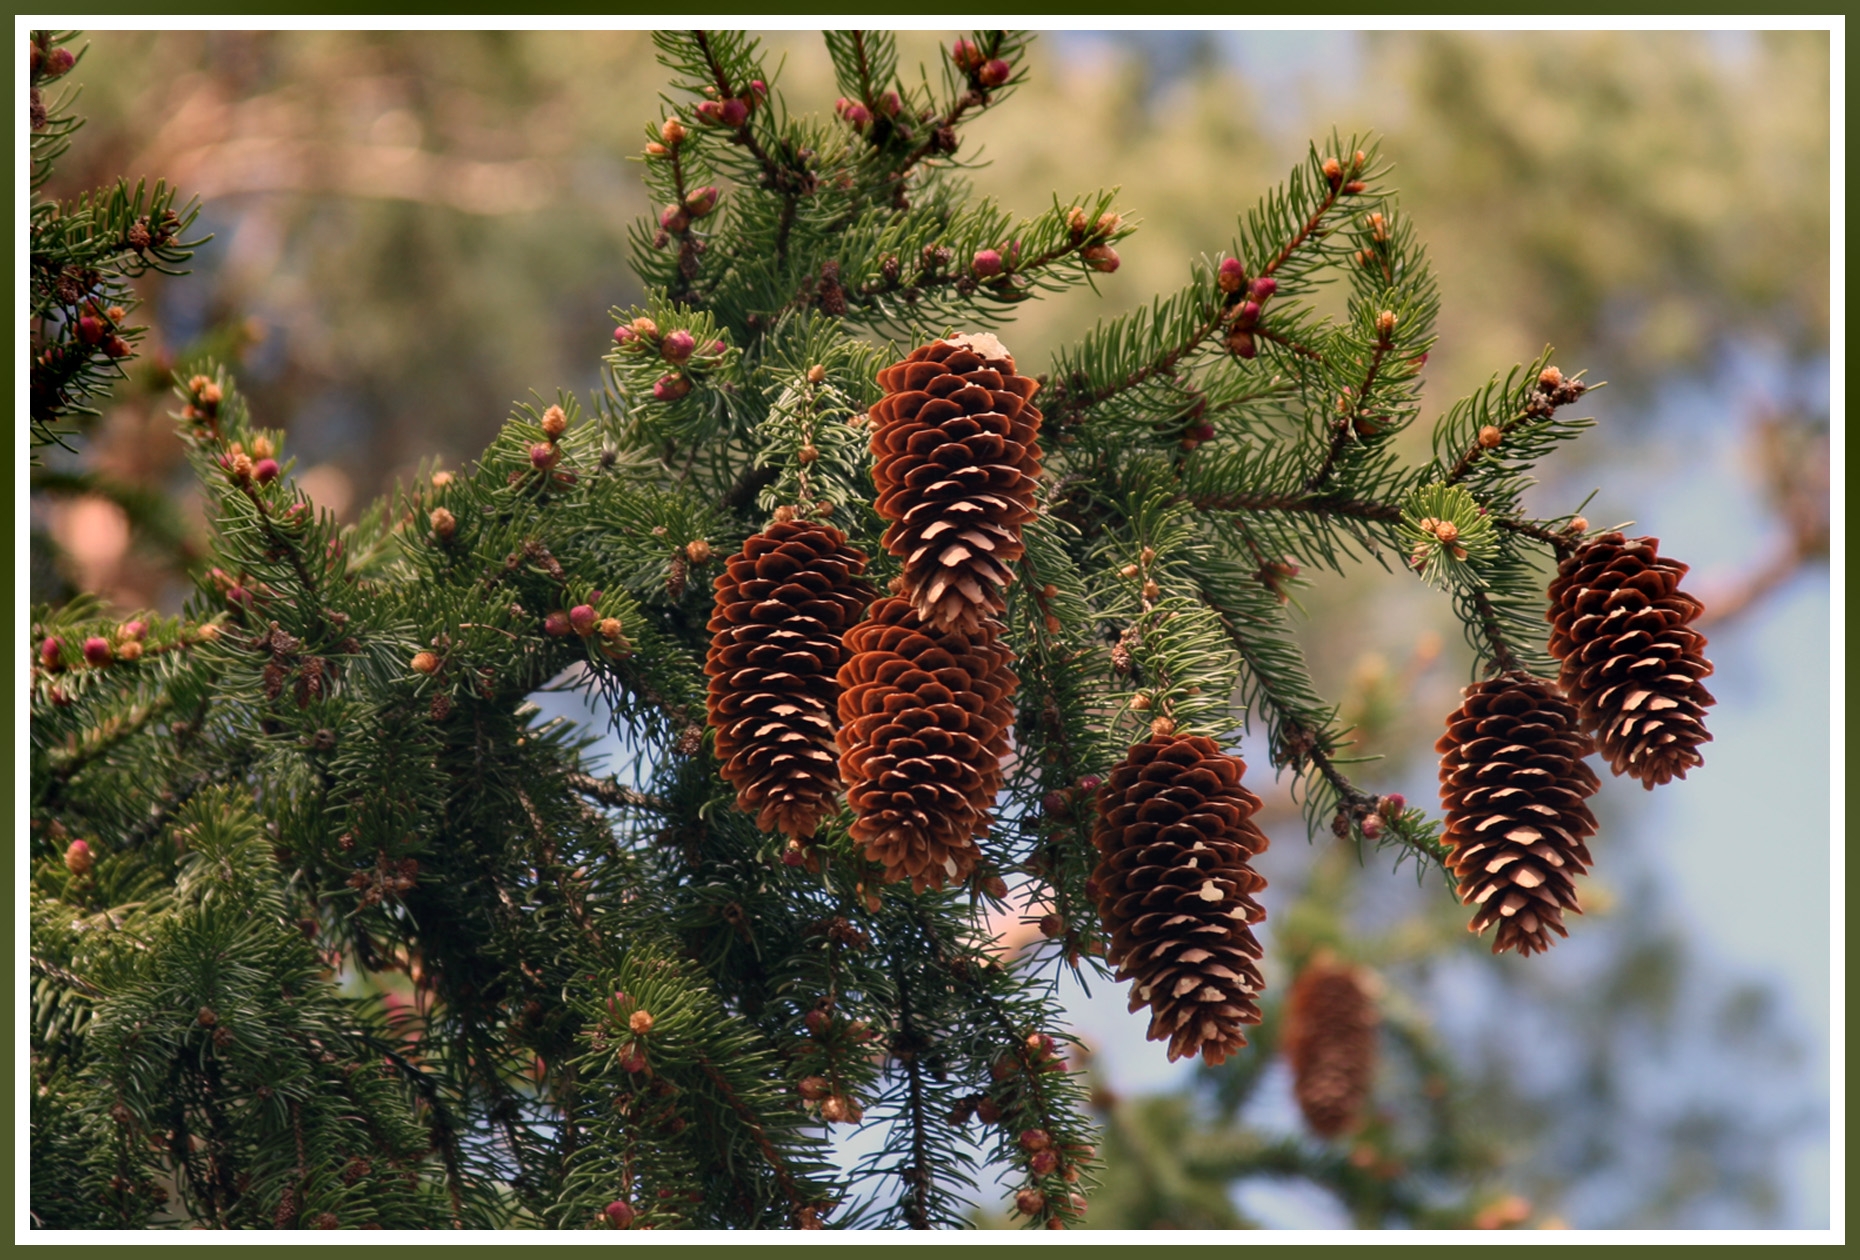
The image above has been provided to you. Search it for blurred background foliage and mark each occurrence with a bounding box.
[31,27,1831,1230]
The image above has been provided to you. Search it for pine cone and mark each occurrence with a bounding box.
[1282,954,1379,1138]
[1089,733,1268,1065]
[837,596,1016,891]
[869,334,1042,635]
[1437,673,1600,956]
[1546,532,1715,788]
[706,520,874,838]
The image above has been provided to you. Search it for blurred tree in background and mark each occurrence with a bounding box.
[29,27,1830,1230]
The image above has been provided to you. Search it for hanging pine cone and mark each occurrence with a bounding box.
[869,334,1043,636]
[1089,733,1268,1065]
[1437,673,1600,956]
[837,596,1016,891]
[1282,954,1379,1139]
[706,519,875,838]
[1546,532,1715,789]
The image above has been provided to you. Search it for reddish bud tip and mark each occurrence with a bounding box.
[530,442,560,471]
[879,89,902,116]
[1359,812,1384,840]
[980,58,1012,86]
[708,339,726,356]
[1217,257,1245,293]
[1187,423,1216,443]
[1237,300,1261,324]
[971,248,1003,278]
[652,374,690,403]
[543,610,573,638]
[77,314,105,344]
[798,1075,830,1101]
[719,98,748,127]
[64,839,93,876]
[803,1008,830,1036]
[1081,244,1120,273]
[1250,276,1277,299]
[950,39,983,71]
[1030,1149,1060,1176]
[569,605,597,636]
[684,186,719,217]
[842,102,871,127]
[253,458,280,484]
[39,637,61,669]
[1379,793,1405,817]
[83,636,112,666]
[781,842,805,867]
[1015,1188,1047,1216]
[120,620,147,642]
[604,1200,636,1229]
[659,204,690,234]
[661,330,697,364]
[46,47,74,76]
[1039,914,1065,939]
[1019,1128,1053,1152]
[613,325,635,345]
[749,80,768,100]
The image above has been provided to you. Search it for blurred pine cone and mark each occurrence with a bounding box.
[1282,954,1379,1138]
[837,596,1016,891]
[1089,732,1268,1065]
[1547,532,1715,788]
[869,334,1042,635]
[706,519,874,837]
[1437,673,1599,956]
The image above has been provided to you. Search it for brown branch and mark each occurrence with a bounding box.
[1306,333,1390,492]
[1494,516,1577,557]
[1044,309,1226,431]
[693,1053,805,1220]
[1467,589,1524,675]
[566,771,669,813]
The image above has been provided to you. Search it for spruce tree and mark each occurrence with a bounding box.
[29,29,1713,1230]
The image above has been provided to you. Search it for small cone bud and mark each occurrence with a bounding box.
[661,330,696,364]
[629,1009,654,1035]
[660,204,690,233]
[683,538,712,565]
[1323,156,1344,183]
[1039,914,1065,939]
[819,1096,848,1123]
[1081,244,1120,273]
[798,1076,830,1101]
[530,442,560,471]
[806,364,826,384]
[39,637,61,669]
[253,458,280,484]
[980,58,1012,86]
[1218,257,1245,293]
[683,186,718,217]
[1019,1128,1052,1152]
[540,405,568,439]
[1477,425,1502,448]
[1015,1188,1046,1216]
[83,636,112,666]
[950,38,982,71]
[64,839,93,877]
[410,651,441,675]
[604,1200,636,1229]
[652,374,690,402]
[569,605,597,636]
[718,98,748,127]
[660,118,686,145]
[1030,1149,1059,1176]
[543,610,573,638]
[972,248,1003,278]
[1376,310,1397,338]
[430,507,456,540]
[116,641,142,662]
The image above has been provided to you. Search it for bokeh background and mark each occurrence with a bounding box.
[30,27,1834,1230]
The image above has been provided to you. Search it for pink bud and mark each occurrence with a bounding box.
[980,58,1012,87]
[708,340,726,356]
[683,186,719,217]
[39,638,61,669]
[569,605,597,636]
[1380,793,1406,817]
[254,458,280,484]
[530,442,560,472]
[950,39,982,71]
[972,249,1003,278]
[1081,244,1120,274]
[1249,276,1277,299]
[695,100,723,124]
[1217,257,1245,293]
[588,590,604,603]
[749,80,768,101]
[120,620,147,642]
[652,374,691,403]
[544,610,573,638]
[76,314,105,345]
[719,98,748,127]
[1187,423,1216,444]
[1236,300,1261,324]
[660,204,690,234]
[1075,774,1102,793]
[46,46,74,77]
[842,102,870,128]
[879,90,902,116]
[607,990,631,1018]
[1359,812,1384,839]
[83,636,112,667]
[1030,1149,1059,1176]
[781,845,806,867]
[226,586,253,611]
[604,1200,636,1229]
[661,330,696,365]
[1019,1128,1052,1152]
[64,839,94,877]
[613,325,636,345]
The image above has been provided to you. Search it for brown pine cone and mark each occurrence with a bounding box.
[706,520,874,838]
[837,596,1016,892]
[1546,532,1715,788]
[869,334,1042,636]
[1282,954,1379,1139]
[1089,733,1269,1065]
[1437,673,1600,956]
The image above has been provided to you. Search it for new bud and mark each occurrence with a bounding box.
[604,1200,636,1229]
[1217,257,1245,293]
[1081,245,1120,273]
[950,38,983,71]
[652,374,691,402]
[410,651,441,675]
[660,117,686,145]
[530,442,560,471]
[629,1009,655,1035]
[64,839,93,877]
[971,248,1003,278]
[253,458,280,484]
[660,204,690,234]
[1015,1188,1047,1216]
[719,98,748,127]
[83,636,112,667]
[40,637,61,670]
[683,186,719,217]
[1379,793,1406,817]
[1019,1128,1053,1153]
[1030,1149,1059,1176]
[798,1076,830,1101]
[540,405,568,439]
[543,610,573,638]
[661,330,696,364]
[980,58,1012,86]
[430,507,456,541]
[879,90,902,116]
[569,605,597,636]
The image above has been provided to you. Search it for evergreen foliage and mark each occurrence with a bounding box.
[28,29,1695,1231]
